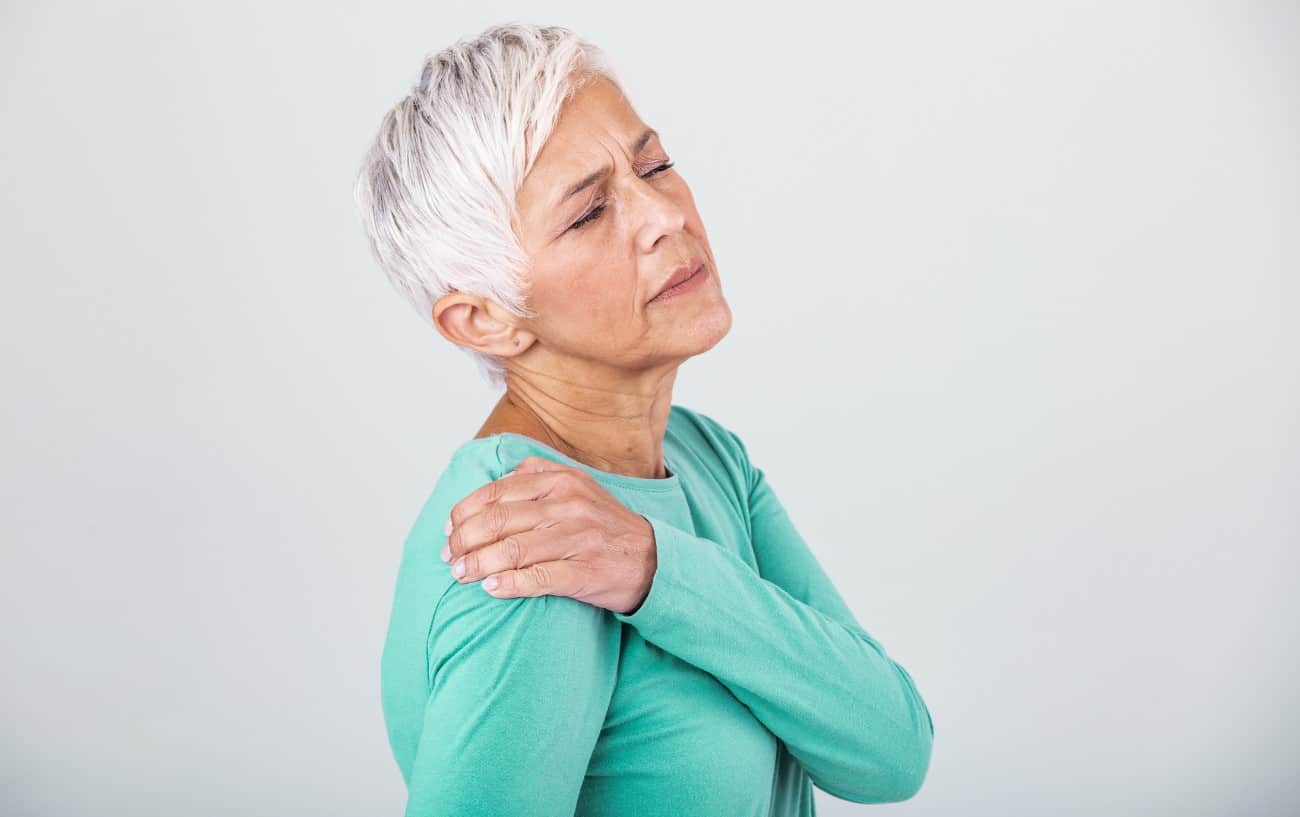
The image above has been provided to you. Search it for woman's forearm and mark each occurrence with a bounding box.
[613,512,934,804]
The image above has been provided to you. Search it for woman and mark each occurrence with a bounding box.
[353,23,934,816]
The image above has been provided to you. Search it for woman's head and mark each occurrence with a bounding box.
[353,23,729,390]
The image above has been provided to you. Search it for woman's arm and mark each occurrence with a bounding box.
[398,446,620,817]
[612,428,935,804]
[405,576,619,816]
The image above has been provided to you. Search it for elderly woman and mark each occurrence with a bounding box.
[353,22,934,817]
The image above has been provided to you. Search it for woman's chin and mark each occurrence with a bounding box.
[675,299,733,355]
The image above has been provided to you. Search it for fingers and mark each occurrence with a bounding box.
[445,495,580,564]
[482,559,584,599]
[448,525,559,585]
[441,456,594,599]
[447,456,583,531]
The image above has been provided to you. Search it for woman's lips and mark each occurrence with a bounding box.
[648,261,708,304]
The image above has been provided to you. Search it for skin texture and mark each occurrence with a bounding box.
[431,73,733,610]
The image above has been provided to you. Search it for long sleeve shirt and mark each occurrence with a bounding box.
[380,403,935,816]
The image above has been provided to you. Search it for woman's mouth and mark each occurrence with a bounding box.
[648,260,708,304]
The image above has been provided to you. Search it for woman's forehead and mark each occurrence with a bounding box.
[519,111,660,211]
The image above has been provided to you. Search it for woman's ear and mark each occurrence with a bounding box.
[432,294,532,356]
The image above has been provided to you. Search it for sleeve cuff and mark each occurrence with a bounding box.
[612,513,692,633]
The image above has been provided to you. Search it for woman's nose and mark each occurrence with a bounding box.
[628,177,687,251]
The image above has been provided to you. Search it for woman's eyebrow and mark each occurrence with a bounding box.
[554,127,659,208]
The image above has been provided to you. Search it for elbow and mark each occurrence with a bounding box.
[874,726,934,803]
[818,754,930,805]
[816,658,936,803]
[877,663,935,802]
[834,706,935,804]
[889,698,935,802]
[889,731,933,802]
[849,735,933,804]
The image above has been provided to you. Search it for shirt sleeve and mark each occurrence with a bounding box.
[402,451,621,816]
[612,430,935,804]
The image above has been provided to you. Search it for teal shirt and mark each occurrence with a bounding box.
[381,404,934,816]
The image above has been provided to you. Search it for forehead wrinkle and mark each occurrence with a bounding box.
[550,126,658,210]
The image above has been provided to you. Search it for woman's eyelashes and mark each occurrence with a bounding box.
[568,161,676,231]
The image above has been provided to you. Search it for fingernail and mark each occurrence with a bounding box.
[451,559,465,579]
[443,518,452,536]
[440,544,451,563]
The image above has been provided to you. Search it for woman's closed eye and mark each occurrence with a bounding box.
[569,161,676,231]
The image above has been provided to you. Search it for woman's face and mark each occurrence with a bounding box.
[509,74,731,374]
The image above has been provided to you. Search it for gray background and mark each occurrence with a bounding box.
[2,1,1296,815]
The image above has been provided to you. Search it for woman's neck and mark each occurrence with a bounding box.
[474,377,674,480]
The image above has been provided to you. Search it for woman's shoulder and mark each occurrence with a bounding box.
[666,404,759,508]
[446,433,509,475]
[421,436,507,526]
[389,436,507,591]
[668,403,753,471]
[385,429,616,670]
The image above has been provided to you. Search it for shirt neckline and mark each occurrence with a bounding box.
[462,431,683,493]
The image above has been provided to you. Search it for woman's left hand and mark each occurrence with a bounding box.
[440,456,658,615]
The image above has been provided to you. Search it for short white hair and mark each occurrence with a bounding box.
[352,22,623,388]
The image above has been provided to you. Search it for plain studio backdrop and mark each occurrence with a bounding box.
[2,2,1295,815]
